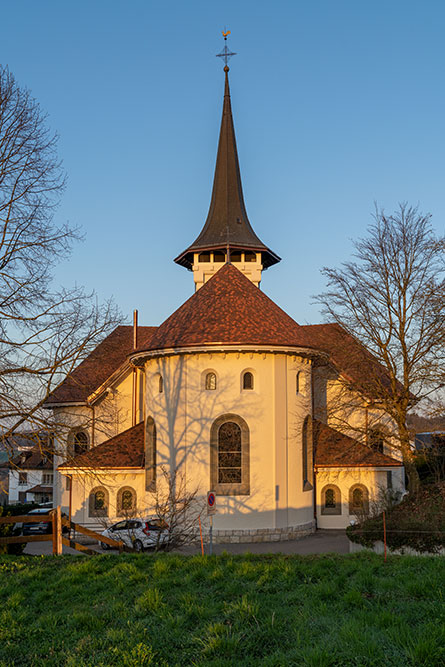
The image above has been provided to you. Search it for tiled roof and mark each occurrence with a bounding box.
[59,422,144,469]
[301,323,396,398]
[314,420,402,467]
[147,264,317,351]
[45,326,157,405]
[2,445,53,470]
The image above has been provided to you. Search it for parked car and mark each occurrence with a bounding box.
[21,507,53,535]
[20,507,69,535]
[100,518,169,552]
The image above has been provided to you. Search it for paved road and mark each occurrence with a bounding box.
[24,530,349,556]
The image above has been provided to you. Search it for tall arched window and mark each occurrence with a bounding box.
[210,414,250,495]
[145,417,157,492]
[158,375,164,393]
[349,484,369,515]
[117,486,137,516]
[205,372,217,390]
[68,429,89,458]
[296,372,301,394]
[321,484,341,515]
[302,416,313,491]
[242,371,254,390]
[89,486,109,517]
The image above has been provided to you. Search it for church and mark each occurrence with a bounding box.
[45,61,404,542]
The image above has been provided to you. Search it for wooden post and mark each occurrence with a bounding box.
[51,510,57,555]
[54,506,62,555]
[383,511,387,562]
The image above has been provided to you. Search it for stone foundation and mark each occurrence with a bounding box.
[209,520,316,544]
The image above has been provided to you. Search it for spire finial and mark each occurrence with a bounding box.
[216,29,236,70]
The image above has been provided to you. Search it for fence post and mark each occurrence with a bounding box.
[50,510,57,555]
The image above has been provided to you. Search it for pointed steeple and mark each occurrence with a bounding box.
[174,65,280,277]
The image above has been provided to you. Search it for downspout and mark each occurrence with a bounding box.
[132,310,138,427]
[68,474,73,523]
[311,361,317,528]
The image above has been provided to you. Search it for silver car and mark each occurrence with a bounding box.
[100,518,169,552]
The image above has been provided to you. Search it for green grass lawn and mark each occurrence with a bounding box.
[0,552,444,666]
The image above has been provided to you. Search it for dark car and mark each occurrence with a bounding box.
[21,507,69,535]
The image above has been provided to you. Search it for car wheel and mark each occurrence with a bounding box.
[100,542,109,550]
[133,539,144,553]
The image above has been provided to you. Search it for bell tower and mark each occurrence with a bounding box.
[174,35,280,290]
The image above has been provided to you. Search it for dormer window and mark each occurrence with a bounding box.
[242,371,254,390]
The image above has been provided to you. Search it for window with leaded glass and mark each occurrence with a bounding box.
[89,486,109,517]
[94,491,105,510]
[218,422,242,484]
[349,485,369,515]
[117,486,136,515]
[73,431,88,456]
[205,372,217,390]
[210,414,250,495]
[321,485,341,515]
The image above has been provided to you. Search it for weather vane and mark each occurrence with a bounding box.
[216,29,236,68]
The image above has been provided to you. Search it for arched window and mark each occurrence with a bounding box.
[242,371,254,390]
[368,427,385,454]
[296,372,301,394]
[349,484,369,515]
[321,485,341,515]
[205,372,217,391]
[89,486,109,517]
[302,416,313,491]
[145,417,157,492]
[117,486,137,516]
[68,429,89,458]
[158,375,163,393]
[210,414,250,495]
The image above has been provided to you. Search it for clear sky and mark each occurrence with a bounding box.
[2,1,444,327]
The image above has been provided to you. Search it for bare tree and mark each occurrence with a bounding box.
[0,65,120,457]
[316,204,445,493]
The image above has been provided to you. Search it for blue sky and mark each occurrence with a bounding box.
[2,1,444,326]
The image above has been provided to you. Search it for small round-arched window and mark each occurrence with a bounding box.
[158,375,164,393]
[205,372,217,391]
[89,486,109,517]
[349,485,369,515]
[321,484,341,515]
[117,486,137,515]
[242,371,254,390]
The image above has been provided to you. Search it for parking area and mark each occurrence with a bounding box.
[23,529,349,556]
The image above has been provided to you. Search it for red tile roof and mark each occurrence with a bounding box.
[45,326,157,405]
[146,264,316,351]
[314,420,402,467]
[58,422,144,469]
[301,323,396,398]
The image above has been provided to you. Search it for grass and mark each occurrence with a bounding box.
[0,552,444,666]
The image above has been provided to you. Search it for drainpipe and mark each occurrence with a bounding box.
[68,474,73,523]
[132,310,138,427]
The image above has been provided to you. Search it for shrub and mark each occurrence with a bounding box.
[347,482,445,554]
[0,505,25,555]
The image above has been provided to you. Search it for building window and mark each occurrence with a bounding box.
[158,375,164,393]
[210,414,250,495]
[42,473,54,485]
[66,476,71,491]
[18,472,28,485]
[117,486,137,516]
[296,372,300,394]
[231,251,242,262]
[88,486,109,517]
[302,416,313,491]
[70,430,89,457]
[242,371,254,390]
[321,485,342,515]
[368,427,385,454]
[349,484,369,515]
[145,417,157,492]
[387,471,393,489]
[245,251,256,262]
[205,372,217,391]
[198,252,211,262]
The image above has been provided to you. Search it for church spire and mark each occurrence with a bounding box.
[174,38,280,288]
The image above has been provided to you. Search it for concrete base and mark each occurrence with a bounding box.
[211,520,316,544]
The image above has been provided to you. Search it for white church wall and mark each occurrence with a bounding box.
[316,466,405,529]
[144,350,315,534]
